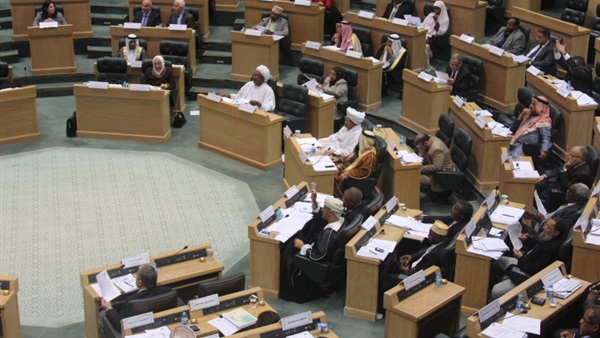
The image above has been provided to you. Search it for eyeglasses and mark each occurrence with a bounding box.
[567,153,581,158]
[582,316,595,325]
[448,62,460,67]
[542,222,556,232]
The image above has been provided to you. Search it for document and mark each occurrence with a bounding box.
[269,209,313,242]
[357,246,388,260]
[112,274,139,293]
[482,323,527,338]
[434,71,449,84]
[502,314,541,335]
[506,53,530,64]
[472,237,509,252]
[490,205,525,225]
[507,222,523,250]
[308,156,337,172]
[96,270,121,302]
[550,277,583,298]
[467,239,504,259]
[397,151,423,164]
[144,326,171,338]
[222,308,257,329]
[288,332,313,338]
[512,169,540,179]
[208,316,240,336]
[534,190,547,216]
[512,161,533,171]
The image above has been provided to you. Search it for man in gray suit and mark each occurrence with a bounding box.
[489,17,526,55]
[168,0,196,28]
[525,27,556,74]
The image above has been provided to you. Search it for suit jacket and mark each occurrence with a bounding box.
[258,16,289,36]
[557,55,593,95]
[518,236,561,275]
[133,10,163,27]
[106,286,172,330]
[382,1,414,20]
[445,64,472,95]
[409,238,450,273]
[422,215,468,240]
[420,136,454,192]
[544,162,593,191]
[168,10,196,28]
[489,27,526,55]
[526,40,556,74]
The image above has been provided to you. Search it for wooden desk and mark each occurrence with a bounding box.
[74,84,171,142]
[110,26,197,74]
[400,69,452,134]
[345,12,427,70]
[80,244,224,338]
[215,0,240,12]
[594,117,600,151]
[571,192,600,282]
[373,127,422,209]
[301,44,383,112]
[198,94,283,170]
[466,261,590,337]
[448,99,512,189]
[345,206,422,321]
[229,311,339,338]
[10,0,92,41]
[0,276,22,338]
[525,73,597,160]
[230,31,280,81]
[127,0,210,40]
[513,6,591,61]
[0,86,40,145]
[443,0,486,40]
[383,266,465,338]
[504,0,540,17]
[283,135,336,195]
[27,25,76,75]
[498,147,537,212]
[276,83,335,138]
[244,0,325,52]
[450,35,527,111]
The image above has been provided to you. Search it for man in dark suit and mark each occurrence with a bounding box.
[446,53,472,95]
[488,17,526,55]
[554,40,593,95]
[132,0,163,27]
[525,27,556,74]
[168,0,196,28]
[99,264,171,335]
[558,306,600,338]
[381,0,415,20]
[414,200,474,240]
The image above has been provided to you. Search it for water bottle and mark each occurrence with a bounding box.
[435,271,443,288]
[400,135,406,146]
[547,284,556,306]
[512,150,519,161]
[516,294,524,313]
[567,80,572,91]
[276,207,283,221]
[181,311,188,326]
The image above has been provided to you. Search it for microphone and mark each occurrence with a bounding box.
[173,245,189,256]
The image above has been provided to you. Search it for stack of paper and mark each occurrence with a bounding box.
[268,208,314,242]
[482,323,527,338]
[222,308,257,329]
[487,121,512,137]
[506,53,530,64]
[357,239,396,260]
[307,155,337,172]
[91,271,138,301]
[549,277,582,299]
[586,220,600,245]
[571,90,598,106]
[502,314,541,335]
[490,205,525,225]
[386,215,431,237]
[397,150,423,164]
[467,237,504,259]
[472,237,509,252]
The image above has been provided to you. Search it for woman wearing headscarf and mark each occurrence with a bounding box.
[33,0,67,26]
[219,65,276,111]
[331,21,362,55]
[423,1,449,70]
[510,95,553,161]
[317,67,348,130]
[334,130,378,197]
[141,55,176,90]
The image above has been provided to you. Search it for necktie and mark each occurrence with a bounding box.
[177,13,182,25]
[528,45,542,60]
[141,13,148,26]
[451,70,457,79]
[389,5,399,20]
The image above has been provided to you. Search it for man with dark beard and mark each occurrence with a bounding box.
[490,217,566,299]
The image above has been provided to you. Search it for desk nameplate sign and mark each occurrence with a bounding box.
[132,312,183,333]
[284,185,299,199]
[459,34,475,44]
[478,299,500,323]
[122,253,150,268]
[123,22,142,29]
[88,265,140,284]
[284,185,308,208]
[379,196,399,225]
[207,92,222,102]
[122,312,154,330]
[130,84,151,92]
[346,50,362,59]
[294,0,312,6]
[40,21,59,29]
[283,125,292,139]
[189,294,220,312]
[305,41,322,50]
[396,272,435,302]
[257,206,276,230]
[479,295,517,330]
[488,46,504,56]
[361,216,378,231]
[392,18,408,26]
[260,319,322,338]
[357,10,375,19]
[88,81,109,90]
[168,24,187,31]
[282,311,312,330]
[354,225,380,251]
[201,292,256,314]
[464,220,476,246]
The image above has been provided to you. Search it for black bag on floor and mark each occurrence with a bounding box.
[172,112,186,128]
[66,112,77,137]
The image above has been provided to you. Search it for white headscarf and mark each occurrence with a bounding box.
[424,1,449,37]
[125,34,139,64]
[256,65,271,81]
[382,34,404,67]
[152,55,165,77]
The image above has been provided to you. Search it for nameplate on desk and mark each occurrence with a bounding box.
[259,205,276,224]
[556,86,570,98]
[526,65,542,76]
[387,139,398,152]
[282,311,312,330]
[542,267,563,288]
[474,116,487,129]
[501,150,509,164]
[207,92,222,102]
[592,184,600,197]
[396,272,435,301]
[153,248,207,267]
[88,81,109,90]
[239,103,257,113]
[168,24,187,31]
[39,21,59,29]
[283,125,293,139]
[392,18,408,26]
[403,270,425,290]
[122,253,150,268]
[244,28,262,37]
[122,312,154,330]
[131,60,142,68]
[345,50,362,59]
[417,71,434,82]
[478,299,500,323]
[463,220,476,245]
[285,185,308,208]
[358,10,375,19]
[305,40,322,50]
[361,215,378,231]
[294,0,312,6]
[575,213,590,232]
[385,196,398,214]
[452,96,465,108]
[299,149,309,163]
[480,295,517,330]
[130,84,151,92]
[189,293,220,311]
[354,225,379,251]
[284,185,299,199]
[488,46,504,56]
[123,22,142,29]
[201,292,256,314]
[131,312,180,333]
[458,34,475,44]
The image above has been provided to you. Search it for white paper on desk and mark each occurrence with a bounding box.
[489,228,503,237]
[203,334,219,338]
[512,169,540,179]
[481,322,527,338]
[489,122,512,137]
[272,34,285,41]
[125,333,153,338]
[467,241,504,259]
[358,10,375,19]
[368,239,397,253]
[112,274,139,293]
[368,56,381,64]
[208,316,240,336]
[508,222,523,250]
[512,161,533,171]
[508,53,530,64]
[489,46,504,56]
[586,233,600,245]
[576,93,598,106]
[346,50,363,59]
[357,246,388,260]
[483,191,497,209]
[534,190,547,216]
[472,237,509,252]
[399,152,423,164]
[300,78,319,91]
[130,84,151,92]
[294,0,312,6]
[296,137,320,146]
[322,45,341,51]
[293,202,313,214]
[527,65,542,76]
[593,183,600,197]
[309,156,337,171]
[418,71,434,82]
[88,81,109,89]
[144,326,171,338]
[550,277,583,298]
[434,71,449,84]
[392,18,408,26]
[459,34,475,44]
[168,24,187,31]
[269,210,313,242]
[288,331,313,338]
[96,270,121,302]
[476,109,494,117]
[502,314,541,335]
[490,205,525,225]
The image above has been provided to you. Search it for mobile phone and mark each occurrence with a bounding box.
[374,247,384,253]
[189,324,200,332]
[531,296,546,306]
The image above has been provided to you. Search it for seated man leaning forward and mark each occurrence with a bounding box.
[509,95,552,161]
[318,107,365,157]
[219,65,276,111]
[414,133,455,195]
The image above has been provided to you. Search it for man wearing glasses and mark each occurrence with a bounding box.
[445,53,471,95]
[559,306,600,338]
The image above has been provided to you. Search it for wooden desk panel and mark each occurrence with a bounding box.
[345,12,427,70]
[498,147,537,212]
[504,0,540,17]
[449,99,512,189]
[301,44,383,111]
[400,69,452,134]
[571,193,600,282]
[198,95,283,170]
[27,25,76,75]
[450,35,527,111]
[215,0,241,11]
[283,135,335,195]
[110,26,197,73]
[0,276,22,338]
[229,311,339,338]
[0,86,40,145]
[525,73,597,160]
[245,0,325,52]
[277,83,336,139]
[74,84,171,143]
[443,0,486,40]
[594,117,600,152]
[10,0,92,40]
[231,31,279,81]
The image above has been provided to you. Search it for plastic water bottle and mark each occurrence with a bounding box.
[400,135,406,146]
[276,207,283,221]
[567,80,572,91]
[181,311,188,326]
[516,294,524,313]
[512,150,519,161]
[435,271,443,288]
[547,284,556,306]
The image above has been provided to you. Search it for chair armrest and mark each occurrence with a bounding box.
[506,264,530,286]
[433,171,465,192]
[293,254,331,285]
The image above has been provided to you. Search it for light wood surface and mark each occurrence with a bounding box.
[74,84,171,142]
[443,0,486,40]
[197,94,283,170]
[10,0,92,40]
[282,134,336,195]
[373,127,422,209]
[504,0,540,17]
[301,44,383,112]
[27,25,76,75]
[0,86,40,145]
[127,0,210,40]
[344,206,422,321]
[400,69,452,134]
[345,12,427,70]
[230,31,280,81]
[466,261,591,337]
[571,192,600,282]
[450,35,527,111]
[525,73,597,160]
[498,147,537,212]
[513,6,592,61]
[110,25,197,73]
[215,0,240,12]
[229,311,339,338]
[244,0,325,52]
[383,266,465,338]
[0,276,22,338]
[80,244,224,338]
[594,117,600,152]
[448,98,512,189]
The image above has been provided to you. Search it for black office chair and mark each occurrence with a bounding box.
[34,5,64,17]
[196,273,246,298]
[457,55,483,102]
[519,25,531,46]
[424,3,451,61]
[351,26,372,57]
[336,68,359,117]
[435,113,455,149]
[497,86,535,126]
[375,34,408,91]
[0,62,11,85]
[297,58,324,85]
[342,135,388,199]
[96,57,128,84]
[118,38,148,51]
[485,0,505,36]
[560,0,589,26]
[361,117,374,131]
[434,128,472,193]
[363,191,384,217]
[159,40,191,94]
[274,83,309,132]
[522,103,562,169]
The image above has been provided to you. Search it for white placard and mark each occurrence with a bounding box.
[556,86,570,98]
[385,196,398,212]
[39,21,59,28]
[281,311,312,330]
[123,22,142,29]
[189,294,220,311]
[453,96,465,107]
[305,40,322,50]
[464,220,476,237]
[478,299,500,323]
[284,185,299,199]
[294,0,312,6]
[501,150,509,164]
[299,149,308,163]
[361,215,378,231]
[392,18,408,26]
[475,116,487,129]
[259,205,275,223]
[238,103,256,113]
[592,184,600,197]
[387,139,397,151]
[129,84,151,92]
[168,24,187,31]
[121,253,150,268]
[575,213,590,232]
[207,92,223,102]
[244,28,262,37]
[418,71,434,82]
[130,60,142,68]
[459,34,475,44]
[402,270,425,291]
[357,10,375,19]
[541,267,563,288]
[483,191,496,209]
[527,65,542,76]
[283,125,292,139]
[488,46,504,56]
[345,50,362,59]
[122,312,154,330]
[87,81,109,89]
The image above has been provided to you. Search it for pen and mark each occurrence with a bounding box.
[124,281,133,287]
[325,165,335,168]
[502,214,514,218]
